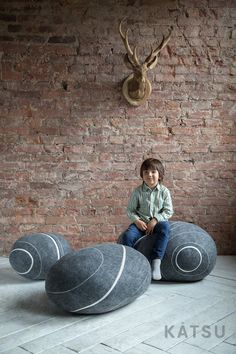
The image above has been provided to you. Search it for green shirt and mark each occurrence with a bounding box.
[127,182,174,223]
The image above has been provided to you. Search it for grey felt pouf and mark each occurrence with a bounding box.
[45,243,151,314]
[9,232,72,280]
[119,221,217,282]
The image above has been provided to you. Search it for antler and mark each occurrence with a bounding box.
[144,26,173,68]
[119,18,140,67]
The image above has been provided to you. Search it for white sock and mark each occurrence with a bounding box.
[152,258,162,280]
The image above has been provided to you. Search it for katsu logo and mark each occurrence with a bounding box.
[164,323,225,338]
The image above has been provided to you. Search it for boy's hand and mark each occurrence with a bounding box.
[135,219,147,231]
[146,218,158,235]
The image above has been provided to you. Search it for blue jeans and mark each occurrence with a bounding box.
[122,221,170,260]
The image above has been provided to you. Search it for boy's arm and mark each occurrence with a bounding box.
[127,190,140,223]
[154,189,174,222]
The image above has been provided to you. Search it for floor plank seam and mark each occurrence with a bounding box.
[62,344,80,354]
[0,317,57,340]
[19,345,34,354]
[212,311,236,324]
[209,274,236,282]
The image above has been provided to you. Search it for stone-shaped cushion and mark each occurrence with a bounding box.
[9,232,72,280]
[119,221,217,282]
[45,243,151,314]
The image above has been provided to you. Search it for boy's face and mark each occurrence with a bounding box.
[142,169,159,188]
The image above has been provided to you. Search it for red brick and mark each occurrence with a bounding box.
[15,215,45,224]
[0,0,235,256]
[45,216,76,225]
[2,62,22,81]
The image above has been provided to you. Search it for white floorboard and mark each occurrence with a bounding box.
[0,256,235,354]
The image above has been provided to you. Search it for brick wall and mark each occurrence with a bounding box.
[0,0,235,255]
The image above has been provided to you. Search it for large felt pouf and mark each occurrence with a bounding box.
[119,221,217,282]
[45,243,151,314]
[9,232,72,280]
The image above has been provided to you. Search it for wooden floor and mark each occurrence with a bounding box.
[0,256,235,354]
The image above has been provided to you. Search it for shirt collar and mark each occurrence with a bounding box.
[142,182,160,192]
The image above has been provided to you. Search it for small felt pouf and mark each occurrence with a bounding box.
[9,232,72,280]
[119,221,217,282]
[45,243,151,314]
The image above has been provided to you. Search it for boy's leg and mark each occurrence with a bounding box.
[121,223,145,248]
[152,221,170,259]
[152,221,170,280]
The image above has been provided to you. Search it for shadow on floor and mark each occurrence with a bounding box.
[12,289,69,317]
[0,266,32,285]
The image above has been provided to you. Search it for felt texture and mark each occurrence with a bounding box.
[45,243,151,314]
[9,232,72,280]
[119,221,217,282]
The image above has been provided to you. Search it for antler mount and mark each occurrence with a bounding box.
[119,19,172,106]
[122,73,152,106]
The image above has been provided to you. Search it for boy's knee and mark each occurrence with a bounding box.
[121,224,143,247]
[161,221,170,232]
[121,231,129,245]
[155,221,170,234]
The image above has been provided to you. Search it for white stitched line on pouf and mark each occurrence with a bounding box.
[175,246,203,272]
[73,245,127,312]
[47,248,104,294]
[14,240,42,279]
[10,248,34,274]
[41,233,60,260]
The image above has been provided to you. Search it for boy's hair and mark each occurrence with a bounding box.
[140,158,165,182]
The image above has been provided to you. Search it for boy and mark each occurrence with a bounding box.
[122,158,173,280]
